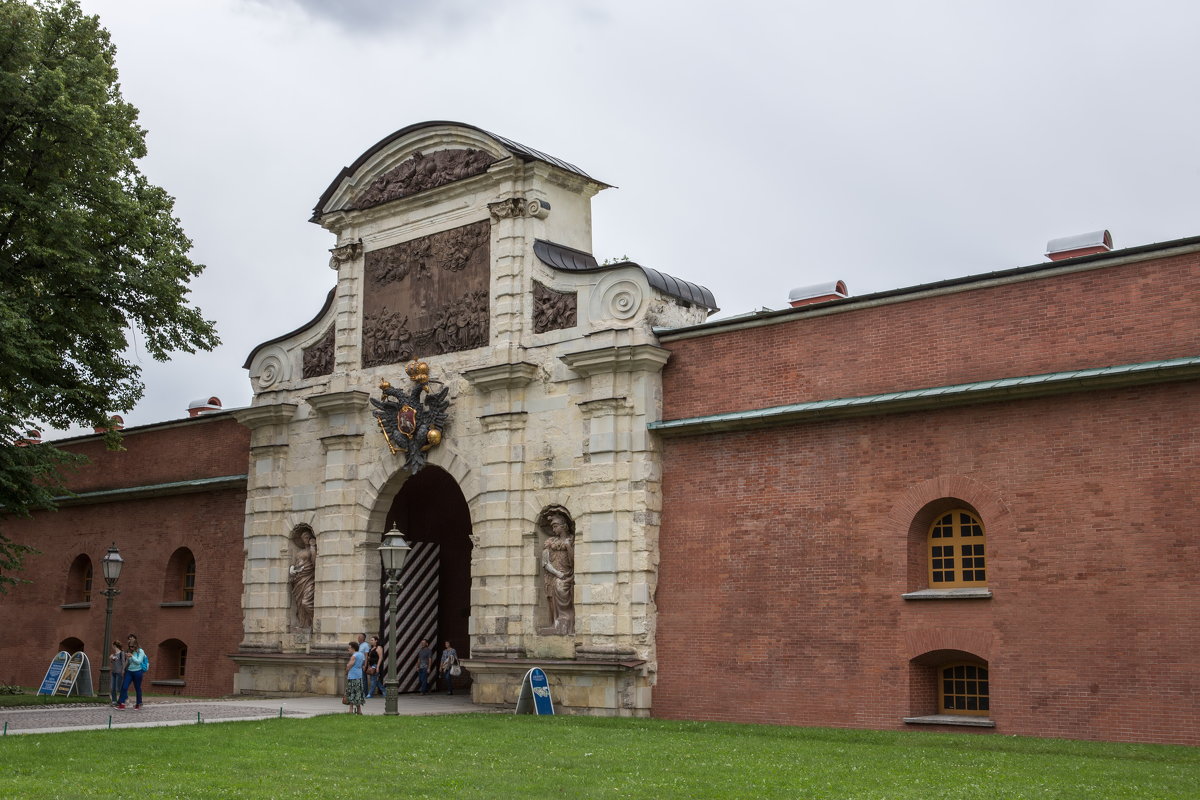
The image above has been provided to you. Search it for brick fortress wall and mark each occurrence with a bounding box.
[653,250,1200,745]
[0,415,250,697]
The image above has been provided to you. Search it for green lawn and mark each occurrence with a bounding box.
[0,714,1195,799]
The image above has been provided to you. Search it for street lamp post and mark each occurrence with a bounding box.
[378,524,411,716]
[98,544,124,701]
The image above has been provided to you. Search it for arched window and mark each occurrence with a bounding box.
[59,636,84,654]
[163,548,197,604]
[155,639,188,684]
[940,662,989,716]
[928,509,986,588]
[183,557,196,601]
[65,554,93,605]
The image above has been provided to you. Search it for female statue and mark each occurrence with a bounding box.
[288,527,317,629]
[539,505,576,635]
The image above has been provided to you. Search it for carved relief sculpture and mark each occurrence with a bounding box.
[362,220,490,367]
[370,359,450,474]
[532,281,577,333]
[538,505,576,635]
[301,326,335,379]
[351,149,496,211]
[288,526,317,630]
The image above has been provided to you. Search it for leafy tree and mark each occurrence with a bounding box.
[0,0,218,590]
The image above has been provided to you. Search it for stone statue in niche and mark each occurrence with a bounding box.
[288,526,317,630]
[351,148,496,211]
[538,505,576,635]
[532,281,577,333]
[301,326,335,379]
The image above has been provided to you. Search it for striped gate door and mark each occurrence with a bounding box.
[381,542,440,693]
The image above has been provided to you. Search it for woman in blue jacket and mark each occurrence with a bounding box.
[117,633,148,710]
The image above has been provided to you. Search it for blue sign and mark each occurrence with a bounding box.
[516,667,555,715]
[529,668,554,715]
[37,651,69,696]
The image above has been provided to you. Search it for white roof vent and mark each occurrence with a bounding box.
[1046,230,1112,261]
[788,280,848,308]
[188,396,223,417]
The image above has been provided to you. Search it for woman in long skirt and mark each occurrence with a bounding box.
[345,640,366,714]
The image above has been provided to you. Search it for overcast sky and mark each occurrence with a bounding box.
[56,0,1200,435]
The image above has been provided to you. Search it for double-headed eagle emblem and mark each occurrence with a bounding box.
[370,359,450,473]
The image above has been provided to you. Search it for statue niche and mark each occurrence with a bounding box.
[362,221,490,368]
[537,505,576,635]
[288,525,317,630]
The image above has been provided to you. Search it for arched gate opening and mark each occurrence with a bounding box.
[377,465,473,693]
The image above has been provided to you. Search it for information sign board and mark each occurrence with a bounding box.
[515,667,554,715]
[37,651,70,696]
[53,652,93,697]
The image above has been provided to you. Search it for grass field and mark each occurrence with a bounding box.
[1,713,1196,799]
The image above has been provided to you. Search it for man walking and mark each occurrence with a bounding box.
[416,638,433,695]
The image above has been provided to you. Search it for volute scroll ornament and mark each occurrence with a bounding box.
[328,240,362,270]
[370,360,451,474]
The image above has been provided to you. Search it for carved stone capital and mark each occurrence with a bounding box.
[559,344,670,377]
[480,411,528,433]
[306,389,372,417]
[234,403,298,431]
[488,197,526,219]
[577,397,632,419]
[328,240,363,270]
[463,361,539,393]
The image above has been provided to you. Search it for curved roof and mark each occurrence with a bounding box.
[533,239,718,311]
[312,121,608,222]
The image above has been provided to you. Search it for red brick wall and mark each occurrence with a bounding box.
[654,253,1200,745]
[662,252,1200,421]
[0,416,249,696]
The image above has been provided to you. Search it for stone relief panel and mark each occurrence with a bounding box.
[362,220,491,368]
[532,281,577,333]
[351,149,496,211]
[301,326,335,379]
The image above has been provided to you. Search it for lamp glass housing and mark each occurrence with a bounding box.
[101,544,124,582]
[378,524,412,573]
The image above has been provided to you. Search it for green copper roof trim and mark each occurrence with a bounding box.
[650,356,1200,436]
[53,474,249,507]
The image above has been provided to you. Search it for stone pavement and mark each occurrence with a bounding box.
[0,692,489,735]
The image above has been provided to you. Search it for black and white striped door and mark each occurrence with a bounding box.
[381,541,440,692]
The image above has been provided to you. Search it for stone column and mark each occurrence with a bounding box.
[233,403,298,654]
[306,389,375,651]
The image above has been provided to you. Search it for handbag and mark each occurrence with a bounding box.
[450,664,462,677]
[342,695,349,705]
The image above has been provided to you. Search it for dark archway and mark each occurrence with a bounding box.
[379,465,473,690]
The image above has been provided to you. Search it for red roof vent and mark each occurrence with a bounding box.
[788,280,848,308]
[1045,230,1112,261]
[188,396,223,417]
[16,429,42,447]
[93,415,124,433]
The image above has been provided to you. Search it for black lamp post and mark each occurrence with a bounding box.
[98,544,124,700]
[378,524,411,716]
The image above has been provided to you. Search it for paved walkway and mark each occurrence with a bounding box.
[0,693,489,735]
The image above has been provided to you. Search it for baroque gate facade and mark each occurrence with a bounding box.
[231,121,715,713]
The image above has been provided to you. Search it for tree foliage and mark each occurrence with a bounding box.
[0,0,218,590]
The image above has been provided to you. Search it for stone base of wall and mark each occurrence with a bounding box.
[230,651,348,696]
[466,658,650,717]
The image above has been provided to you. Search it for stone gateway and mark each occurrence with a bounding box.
[233,121,714,713]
